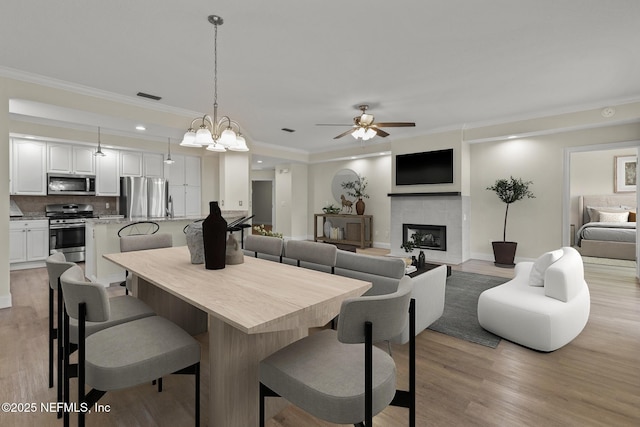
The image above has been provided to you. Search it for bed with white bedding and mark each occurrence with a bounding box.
[576,195,637,260]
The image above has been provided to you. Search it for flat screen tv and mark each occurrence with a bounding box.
[396,148,454,185]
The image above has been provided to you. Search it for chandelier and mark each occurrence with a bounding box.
[181,15,248,152]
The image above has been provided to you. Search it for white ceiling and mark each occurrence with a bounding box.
[2,0,640,156]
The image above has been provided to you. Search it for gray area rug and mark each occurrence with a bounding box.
[427,271,508,348]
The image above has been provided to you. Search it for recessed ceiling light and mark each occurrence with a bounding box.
[257,160,263,164]
[507,135,518,139]
[136,125,146,131]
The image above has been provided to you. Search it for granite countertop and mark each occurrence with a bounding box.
[10,215,48,221]
[86,215,205,225]
[86,210,248,225]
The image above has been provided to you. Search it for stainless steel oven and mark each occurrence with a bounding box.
[46,204,94,262]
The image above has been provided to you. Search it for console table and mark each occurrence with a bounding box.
[314,213,373,249]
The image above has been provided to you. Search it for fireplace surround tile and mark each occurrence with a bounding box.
[391,194,470,264]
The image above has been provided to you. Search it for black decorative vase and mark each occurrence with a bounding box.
[202,201,227,270]
[411,256,417,266]
[418,250,426,268]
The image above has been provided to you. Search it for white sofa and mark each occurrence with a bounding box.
[477,247,590,352]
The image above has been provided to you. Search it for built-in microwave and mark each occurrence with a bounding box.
[47,173,96,195]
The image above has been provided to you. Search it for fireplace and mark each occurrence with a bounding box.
[403,223,447,251]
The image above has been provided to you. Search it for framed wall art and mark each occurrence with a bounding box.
[614,155,637,193]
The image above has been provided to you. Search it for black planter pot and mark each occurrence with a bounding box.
[492,241,517,268]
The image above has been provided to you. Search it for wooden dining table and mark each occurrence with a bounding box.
[104,245,371,427]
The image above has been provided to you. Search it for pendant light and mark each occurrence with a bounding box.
[164,137,175,164]
[94,126,106,157]
[181,14,249,152]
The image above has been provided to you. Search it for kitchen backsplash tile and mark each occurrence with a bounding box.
[11,195,118,216]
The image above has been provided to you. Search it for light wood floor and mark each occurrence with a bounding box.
[1,257,639,426]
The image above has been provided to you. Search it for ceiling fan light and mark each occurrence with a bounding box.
[230,134,249,151]
[195,127,214,146]
[352,127,365,139]
[363,128,377,140]
[206,143,226,152]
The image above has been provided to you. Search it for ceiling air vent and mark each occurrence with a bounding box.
[136,92,162,101]
[281,128,295,133]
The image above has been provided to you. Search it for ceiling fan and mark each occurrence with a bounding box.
[317,105,416,140]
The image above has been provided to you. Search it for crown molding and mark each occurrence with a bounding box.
[0,66,203,118]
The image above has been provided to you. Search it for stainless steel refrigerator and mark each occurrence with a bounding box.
[147,177,168,218]
[120,177,168,218]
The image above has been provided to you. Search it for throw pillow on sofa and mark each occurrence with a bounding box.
[529,249,564,287]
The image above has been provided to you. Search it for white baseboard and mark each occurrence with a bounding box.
[0,293,13,309]
[10,260,46,271]
[471,251,535,264]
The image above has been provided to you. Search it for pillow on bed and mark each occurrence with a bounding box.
[598,211,629,222]
[529,249,564,287]
[586,206,629,222]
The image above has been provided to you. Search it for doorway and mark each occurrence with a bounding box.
[563,141,639,277]
[251,180,274,232]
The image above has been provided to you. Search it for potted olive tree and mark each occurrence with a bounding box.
[486,176,535,267]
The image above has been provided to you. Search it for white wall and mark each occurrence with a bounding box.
[219,151,249,211]
[290,163,308,240]
[274,164,293,238]
[1,78,11,308]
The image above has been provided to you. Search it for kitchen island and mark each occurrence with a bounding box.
[85,211,246,286]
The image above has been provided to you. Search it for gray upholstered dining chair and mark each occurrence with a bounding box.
[60,265,201,427]
[46,255,155,425]
[284,240,338,273]
[244,234,284,262]
[119,233,173,294]
[259,275,416,427]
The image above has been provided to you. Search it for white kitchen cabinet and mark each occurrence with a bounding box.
[120,151,143,176]
[143,152,164,177]
[12,139,47,195]
[73,145,96,174]
[47,143,95,175]
[164,154,201,217]
[95,148,120,196]
[185,185,202,216]
[10,219,49,269]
